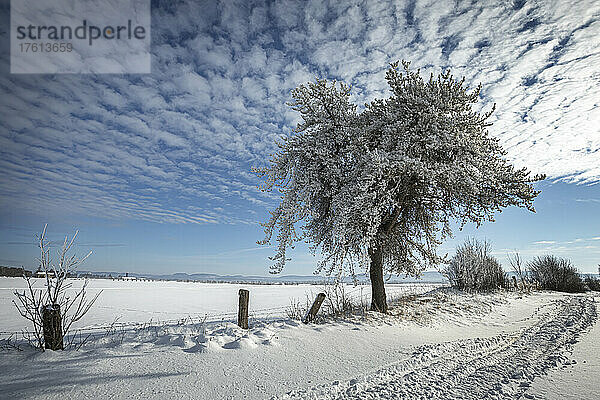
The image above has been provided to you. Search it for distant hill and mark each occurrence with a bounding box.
[72,270,448,284]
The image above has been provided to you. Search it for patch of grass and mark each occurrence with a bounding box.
[286,283,369,323]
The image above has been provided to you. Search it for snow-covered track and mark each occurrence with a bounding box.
[280,295,597,400]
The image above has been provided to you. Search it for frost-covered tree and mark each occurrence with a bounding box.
[256,61,544,313]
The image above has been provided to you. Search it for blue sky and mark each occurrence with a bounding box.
[0,0,599,275]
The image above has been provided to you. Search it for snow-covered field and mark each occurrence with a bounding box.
[0,277,438,332]
[0,277,598,399]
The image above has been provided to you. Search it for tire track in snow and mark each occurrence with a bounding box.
[278,296,597,400]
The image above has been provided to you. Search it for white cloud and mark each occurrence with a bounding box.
[1,0,599,226]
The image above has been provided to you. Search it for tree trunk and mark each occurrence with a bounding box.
[369,246,387,313]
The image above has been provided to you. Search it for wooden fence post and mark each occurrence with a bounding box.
[42,304,63,350]
[303,292,326,324]
[238,289,249,329]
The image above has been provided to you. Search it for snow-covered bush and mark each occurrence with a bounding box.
[445,239,507,292]
[13,225,100,350]
[585,265,600,291]
[527,255,585,293]
[584,275,600,291]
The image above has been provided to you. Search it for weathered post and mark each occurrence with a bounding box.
[42,304,63,350]
[303,292,326,324]
[238,289,249,329]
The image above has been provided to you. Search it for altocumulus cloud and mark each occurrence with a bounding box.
[0,0,599,225]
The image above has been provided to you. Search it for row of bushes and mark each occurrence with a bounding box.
[0,266,32,277]
[444,239,599,293]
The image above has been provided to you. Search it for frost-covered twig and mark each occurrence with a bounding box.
[13,225,101,350]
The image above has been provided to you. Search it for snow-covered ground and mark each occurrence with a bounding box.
[525,295,600,400]
[0,278,598,399]
[0,277,440,332]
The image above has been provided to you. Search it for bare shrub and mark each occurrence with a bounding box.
[587,265,600,291]
[584,275,600,292]
[321,282,367,319]
[583,265,600,291]
[0,334,24,352]
[286,298,308,320]
[286,282,369,322]
[508,252,530,293]
[444,238,507,292]
[12,225,101,350]
[527,255,585,293]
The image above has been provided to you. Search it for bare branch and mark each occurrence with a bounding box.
[13,225,99,350]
